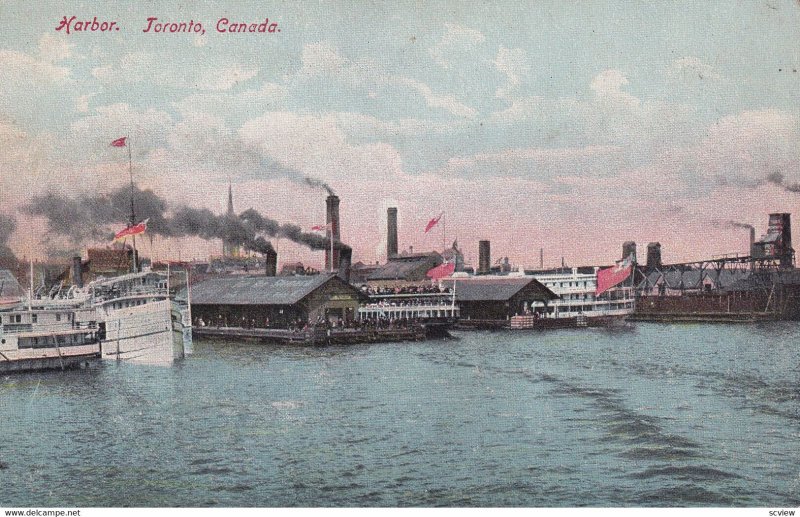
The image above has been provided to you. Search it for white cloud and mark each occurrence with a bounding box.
[494,46,530,99]
[666,56,722,81]
[92,52,258,91]
[590,69,640,107]
[396,77,478,119]
[429,23,485,69]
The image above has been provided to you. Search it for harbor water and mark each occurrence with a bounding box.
[1,323,799,507]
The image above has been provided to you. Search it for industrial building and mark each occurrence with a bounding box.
[190,273,368,328]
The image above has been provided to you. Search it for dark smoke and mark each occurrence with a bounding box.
[303,177,335,196]
[765,171,800,193]
[711,219,754,231]
[0,213,17,262]
[26,187,172,243]
[240,209,349,251]
[25,185,350,256]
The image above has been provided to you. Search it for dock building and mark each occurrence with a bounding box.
[190,273,368,328]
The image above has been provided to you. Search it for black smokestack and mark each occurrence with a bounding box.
[325,195,341,271]
[478,240,490,275]
[749,227,756,256]
[622,241,636,262]
[646,242,661,271]
[265,248,277,277]
[72,256,83,288]
[338,246,352,283]
[387,207,398,259]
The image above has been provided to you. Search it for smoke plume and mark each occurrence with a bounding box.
[25,185,350,256]
[0,213,17,263]
[303,177,335,196]
[765,171,800,193]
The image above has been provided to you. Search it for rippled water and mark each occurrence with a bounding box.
[1,323,799,507]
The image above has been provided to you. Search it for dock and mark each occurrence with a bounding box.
[192,325,428,345]
[627,312,777,323]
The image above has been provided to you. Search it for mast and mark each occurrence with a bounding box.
[28,257,33,312]
[127,140,138,273]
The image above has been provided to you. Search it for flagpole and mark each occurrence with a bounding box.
[127,138,138,273]
[442,212,446,253]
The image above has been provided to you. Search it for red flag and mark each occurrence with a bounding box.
[113,218,149,241]
[426,261,455,280]
[311,223,332,232]
[424,213,443,233]
[595,255,633,296]
[110,137,127,147]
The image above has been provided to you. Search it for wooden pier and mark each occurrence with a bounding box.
[192,325,428,345]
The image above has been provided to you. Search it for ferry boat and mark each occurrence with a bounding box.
[510,267,635,328]
[358,285,459,337]
[0,301,101,373]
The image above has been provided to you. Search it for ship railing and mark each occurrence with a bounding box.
[1,321,98,335]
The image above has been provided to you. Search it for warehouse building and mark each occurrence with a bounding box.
[191,273,368,328]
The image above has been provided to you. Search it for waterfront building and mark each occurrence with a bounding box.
[190,273,368,328]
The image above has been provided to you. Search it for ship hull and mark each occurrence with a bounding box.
[99,299,185,365]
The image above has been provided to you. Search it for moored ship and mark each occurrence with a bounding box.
[512,266,635,328]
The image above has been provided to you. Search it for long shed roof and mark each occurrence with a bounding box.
[441,276,558,302]
[191,273,361,306]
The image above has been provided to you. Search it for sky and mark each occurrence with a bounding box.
[1,0,799,269]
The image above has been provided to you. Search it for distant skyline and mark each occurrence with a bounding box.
[1,1,799,269]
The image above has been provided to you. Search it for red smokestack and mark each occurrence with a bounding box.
[325,195,341,271]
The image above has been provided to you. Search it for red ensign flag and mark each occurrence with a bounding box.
[113,219,149,242]
[426,261,455,280]
[424,213,443,233]
[595,255,633,296]
[110,137,127,147]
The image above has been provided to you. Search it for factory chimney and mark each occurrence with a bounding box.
[265,249,277,277]
[325,195,341,271]
[338,247,352,284]
[478,240,490,275]
[749,227,756,257]
[71,256,83,288]
[387,207,398,259]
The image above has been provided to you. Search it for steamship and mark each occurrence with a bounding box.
[0,299,102,373]
[31,262,191,365]
[512,267,635,328]
[87,270,191,364]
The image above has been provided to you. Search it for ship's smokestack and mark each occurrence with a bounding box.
[387,207,398,259]
[338,246,352,283]
[646,242,661,271]
[622,241,637,262]
[72,255,83,288]
[749,227,756,257]
[325,195,341,271]
[265,248,277,277]
[478,240,490,275]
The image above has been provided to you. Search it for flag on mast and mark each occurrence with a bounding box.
[311,222,332,232]
[110,137,127,147]
[424,213,443,233]
[113,218,149,242]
